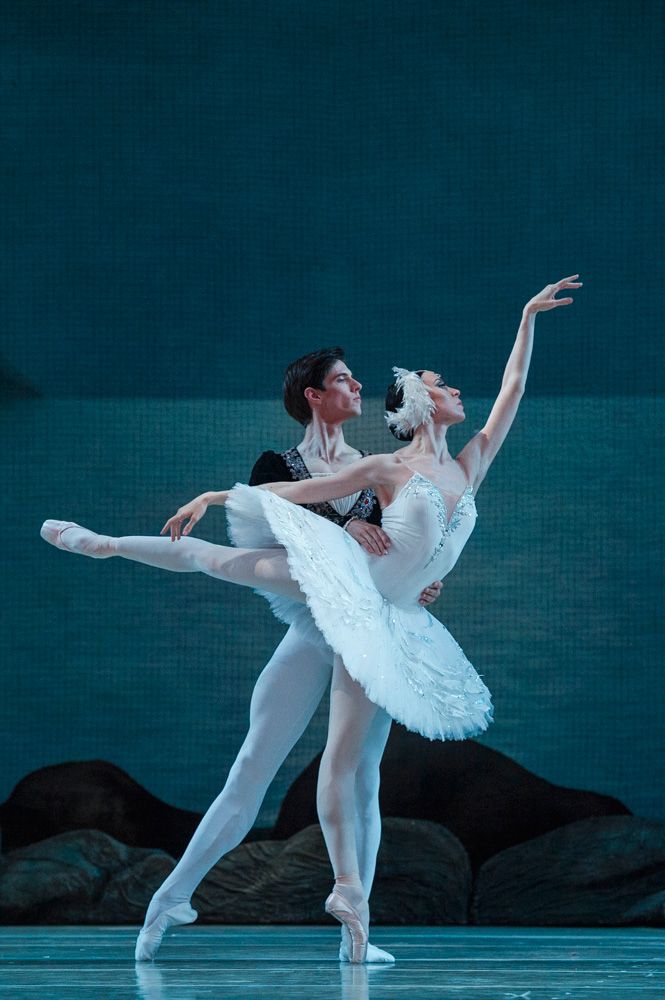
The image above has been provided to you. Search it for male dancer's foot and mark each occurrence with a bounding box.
[134,899,198,962]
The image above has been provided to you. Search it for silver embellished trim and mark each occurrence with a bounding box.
[402,473,476,568]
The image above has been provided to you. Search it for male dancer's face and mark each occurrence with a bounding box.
[311,361,363,424]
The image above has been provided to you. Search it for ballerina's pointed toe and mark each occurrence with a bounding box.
[40,520,113,558]
[134,902,197,962]
[40,520,81,550]
[325,890,368,964]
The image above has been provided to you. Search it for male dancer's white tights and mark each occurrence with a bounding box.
[49,526,392,948]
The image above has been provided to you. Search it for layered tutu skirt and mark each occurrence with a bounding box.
[226,484,493,741]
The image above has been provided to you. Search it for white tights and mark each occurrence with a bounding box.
[144,626,390,926]
[64,529,392,923]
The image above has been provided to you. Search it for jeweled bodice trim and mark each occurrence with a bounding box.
[402,473,476,568]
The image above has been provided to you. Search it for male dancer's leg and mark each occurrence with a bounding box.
[143,624,331,923]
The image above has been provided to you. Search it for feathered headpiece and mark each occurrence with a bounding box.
[385,367,435,436]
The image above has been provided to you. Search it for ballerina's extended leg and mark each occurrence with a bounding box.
[40,520,304,601]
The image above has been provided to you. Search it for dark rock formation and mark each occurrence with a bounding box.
[0,356,40,400]
[0,820,469,925]
[194,819,469,925]
[473,815,665,926]
[4,816,665,927]
[274,726,630,869]
[0,829,173,924]
[2,737,630,873]
[0,760,202,857]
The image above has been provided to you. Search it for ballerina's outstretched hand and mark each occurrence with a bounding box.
[160,490,231,541]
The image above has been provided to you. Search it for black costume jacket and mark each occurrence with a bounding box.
[249,446,381,528]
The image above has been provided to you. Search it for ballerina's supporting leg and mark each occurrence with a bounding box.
[317,655,385,963]
[337,707,393,964]
[355,709,392,900]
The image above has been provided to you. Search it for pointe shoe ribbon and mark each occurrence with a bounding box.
[134,902,197,962]
[325,890,368,964]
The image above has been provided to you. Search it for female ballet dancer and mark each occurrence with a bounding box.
[41,275,581,962]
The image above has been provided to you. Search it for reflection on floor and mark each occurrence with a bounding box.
[0,925,663,999]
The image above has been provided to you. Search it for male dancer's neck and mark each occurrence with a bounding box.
[297,413,352,466]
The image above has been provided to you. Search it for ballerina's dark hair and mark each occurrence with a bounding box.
[283,347,346,425]
[385,370,425,441]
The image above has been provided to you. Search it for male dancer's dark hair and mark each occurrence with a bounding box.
[283,347,346,425]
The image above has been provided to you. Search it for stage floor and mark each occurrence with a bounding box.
[0,925,663,999]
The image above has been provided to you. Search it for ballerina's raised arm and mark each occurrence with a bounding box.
[456,275,582,494]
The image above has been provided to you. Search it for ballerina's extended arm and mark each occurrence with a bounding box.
[457,275,582,493]
[161,454,397,541]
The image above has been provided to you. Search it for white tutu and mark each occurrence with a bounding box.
[226,481,493,741]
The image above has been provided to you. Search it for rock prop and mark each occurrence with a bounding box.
[473,815,665,926]
[1,738,629,868]
[0,820,469,925]
[3,816,665,927]
[0,356,40,399]
[274,726,630,868]
[0,829,173,924]
[0,760,202,857]
[194,818,469,925]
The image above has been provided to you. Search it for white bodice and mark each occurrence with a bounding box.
[366,472,477,609]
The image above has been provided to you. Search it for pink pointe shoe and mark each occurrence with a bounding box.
[40,520,112,558]
[325,889,368,964]
[134,902,197,962]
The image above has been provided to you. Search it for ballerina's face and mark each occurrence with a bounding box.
[420,370,465,426]
[306,361,363,423]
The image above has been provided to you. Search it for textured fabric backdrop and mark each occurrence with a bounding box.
[1,1,663,826]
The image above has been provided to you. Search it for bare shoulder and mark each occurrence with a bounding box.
[358,452,404,486]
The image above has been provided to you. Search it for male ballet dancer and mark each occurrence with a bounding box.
[134,347,442,963]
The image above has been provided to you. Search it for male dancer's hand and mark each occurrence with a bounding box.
[346,519,442,605]
[419,580,442,606]
[345,519,391,556]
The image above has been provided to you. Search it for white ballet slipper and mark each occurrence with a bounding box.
[134,902,197,962]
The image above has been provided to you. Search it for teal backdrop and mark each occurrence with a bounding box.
[1,1,663,826]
